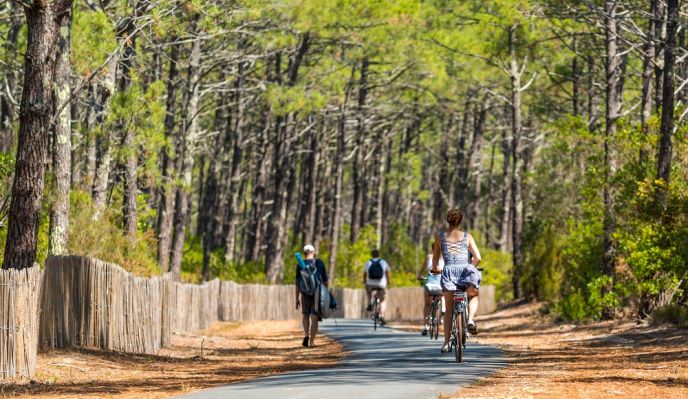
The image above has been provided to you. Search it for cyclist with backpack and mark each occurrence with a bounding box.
[295,244,329,347]
[364,249,391,325]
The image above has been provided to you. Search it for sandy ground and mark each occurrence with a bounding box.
[0,320,343,399]
[395,302,687,399]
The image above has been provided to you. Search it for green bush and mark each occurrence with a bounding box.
[68,190,161,276]
[651,305,688,327]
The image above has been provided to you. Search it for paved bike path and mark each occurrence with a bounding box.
[176,319,506,399]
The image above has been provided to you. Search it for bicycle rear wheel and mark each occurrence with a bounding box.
[373,300,379,331]
[431,301,439,340]
[455,312,464,363]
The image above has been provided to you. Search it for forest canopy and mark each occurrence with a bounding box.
[0,0,686,322]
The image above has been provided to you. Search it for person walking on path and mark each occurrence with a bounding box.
[295,244,329,347]
[431,209,482,353]
[417,242,445,335]
[364,249,391,325]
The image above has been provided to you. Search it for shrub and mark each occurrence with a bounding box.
[68,190,160,276]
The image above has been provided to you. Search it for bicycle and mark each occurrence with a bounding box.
[449,268,484,363]
[422,274,442,340]
[369,288,383,330]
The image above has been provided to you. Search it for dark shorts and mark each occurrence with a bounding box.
[300,293,317,315]
[366,286,386,301]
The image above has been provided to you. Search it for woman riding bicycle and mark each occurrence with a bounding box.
[430,208,482,353]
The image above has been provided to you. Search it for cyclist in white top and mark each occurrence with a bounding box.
[364,249,391,325]
[416,242,445,335]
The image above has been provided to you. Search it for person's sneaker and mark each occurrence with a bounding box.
[421,326,429,336]
[366,304,373,311]
[379,318,387,326]
[302,336,309,347]
[467,319,478,335]
[441,344,451,353]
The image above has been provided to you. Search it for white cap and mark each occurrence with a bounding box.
[303,244,315,253]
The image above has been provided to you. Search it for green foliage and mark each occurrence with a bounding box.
[71,8,118,77]
[67,190,161,276]
[181,235,268,284]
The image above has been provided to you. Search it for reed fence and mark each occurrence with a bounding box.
[172,279,221,333]
[0,265,42,380]
[218,282,299,321]
[39,256,172,355]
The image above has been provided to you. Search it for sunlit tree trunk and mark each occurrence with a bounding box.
[3,0,74,270]
[170,37,202,280]
[602,0,622,318]
[656,0,678,208]
[48,9,73,256]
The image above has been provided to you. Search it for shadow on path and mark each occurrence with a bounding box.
[176,319,506,399]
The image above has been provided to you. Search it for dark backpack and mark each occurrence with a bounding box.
[297,260,321,296]
[368,259,384,280]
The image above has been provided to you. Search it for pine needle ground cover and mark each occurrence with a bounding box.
[0,321,343,399]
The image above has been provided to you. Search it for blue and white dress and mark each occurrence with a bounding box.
[439,231,482,291]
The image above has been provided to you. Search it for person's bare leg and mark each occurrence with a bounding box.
[302,314,310,336]
[423,293,431,329]
[467,287,479,321]
[423,293,431,320]
[380,298,386,319]
[309,314,319,346]
[366,288,372,308]
[443,291,454,346]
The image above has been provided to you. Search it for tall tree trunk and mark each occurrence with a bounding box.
[587,55,598,132]
[455,100,472,208]
[350,57,369,243]
[572,35,580,116]
[222,63,247,263]
[329,106,346,285]
[0,0,22,153]
[48,9,73,256]
[169,37,202,280]
[470,102,486,230]
[156,43,180,270]
[602,0,622,319]
[3,0,74,270]
[654,1,666,114]
[265,33,309,283]
[498,104,512,252]
[375,128,390,248]
[509,25,525,300]
[120,38,138,239]
[484,140,497,247]
[302,122,319,246]
[656,0,678,207]
[91,56,119,216]
[245,117,270,263]
[640,0,657,165]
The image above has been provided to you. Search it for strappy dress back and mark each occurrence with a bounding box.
[439,230,482,291]
[440,231,469,267]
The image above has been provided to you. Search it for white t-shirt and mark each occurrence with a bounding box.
[365,258,390,288]
[425,254,445,273]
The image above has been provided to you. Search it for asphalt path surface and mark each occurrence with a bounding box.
[176,319,506,399]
